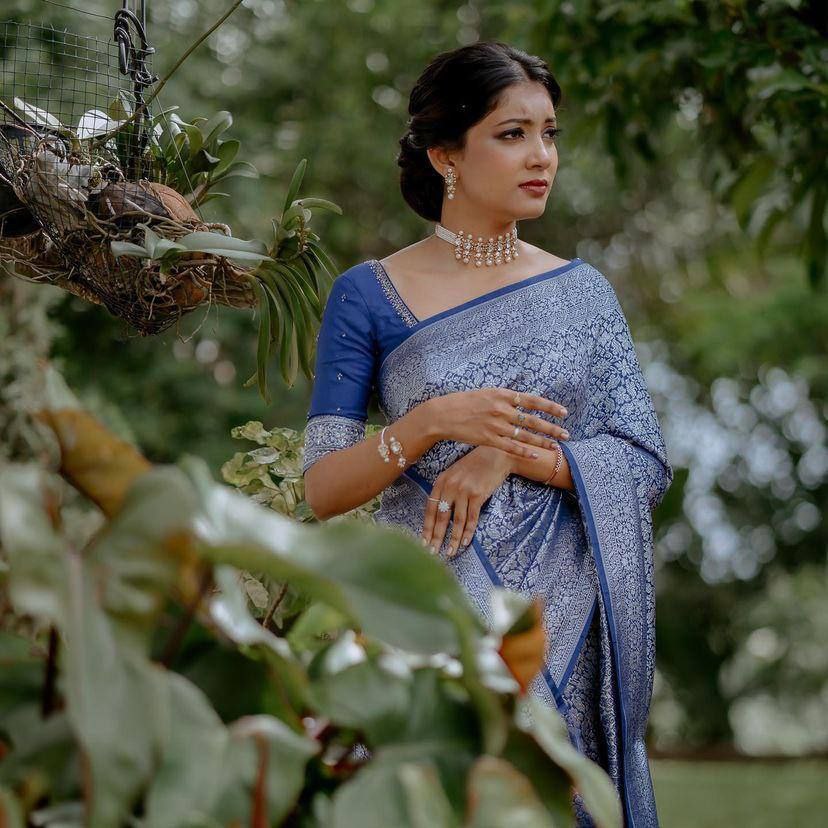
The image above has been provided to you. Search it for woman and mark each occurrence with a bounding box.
[302,40,672,827]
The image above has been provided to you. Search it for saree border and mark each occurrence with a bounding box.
[559,437,652,828]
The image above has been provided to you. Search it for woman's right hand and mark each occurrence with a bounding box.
[426,387,570,460]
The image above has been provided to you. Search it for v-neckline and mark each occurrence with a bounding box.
[372,256,584,330]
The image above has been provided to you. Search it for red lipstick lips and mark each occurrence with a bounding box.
[519,179,548,194]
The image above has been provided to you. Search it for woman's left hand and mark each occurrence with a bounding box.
[421,445,514,557]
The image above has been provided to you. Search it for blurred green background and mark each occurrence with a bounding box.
[2,0,826,822]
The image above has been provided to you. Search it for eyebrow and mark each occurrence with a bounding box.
[495,116,557,126]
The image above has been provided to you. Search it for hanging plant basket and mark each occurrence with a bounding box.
[0,3,340,401]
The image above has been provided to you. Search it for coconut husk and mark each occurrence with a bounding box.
[145,182,200,223]
[87,179,168,230]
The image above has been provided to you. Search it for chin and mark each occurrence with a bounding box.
[520,202,547,219]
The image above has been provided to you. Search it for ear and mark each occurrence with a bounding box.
[426,145,454,178]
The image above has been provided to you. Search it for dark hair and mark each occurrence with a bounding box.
[397,41,563,223]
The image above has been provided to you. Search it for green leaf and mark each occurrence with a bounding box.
[152,238,187,260]
[176,231,272,264]
[217,160,259,180]
[212,715,319,827]
[210,566,294,660]
[177,231,268,255]
[306,240,340,280]
[107,89,135,120]
[297,197,343,214]
[141,672,229,828]
[82,465,199,648]
[198,110,233,145]
[0,785,26,827]
[308,645,412,744]
[213,138,241,177]
[328,669,478,824]
[465,755,556,828]
[729,156,776,231]
[285,601,350,654]
[519,696,623,828]
[398,763,460,828]
[111,241,149,258]
[255,282,272,404]
[180,456,484,655]
[0,466,67,623]
[182,122,204,157]
[140,224,162,258]
[282,158,308,217]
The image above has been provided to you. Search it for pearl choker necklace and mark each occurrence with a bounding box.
[434,223,519,267]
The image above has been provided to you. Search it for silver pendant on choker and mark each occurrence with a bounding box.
[434,223,519,267]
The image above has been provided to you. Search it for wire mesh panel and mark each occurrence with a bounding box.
[0,7,252,334]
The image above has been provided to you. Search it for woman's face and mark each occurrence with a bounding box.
[434,80,559,223]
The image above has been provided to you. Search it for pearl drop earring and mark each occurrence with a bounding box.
[445,166,457,199]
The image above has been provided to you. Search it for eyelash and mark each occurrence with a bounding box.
[501,127,562,140]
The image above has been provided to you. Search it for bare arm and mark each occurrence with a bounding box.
[304,399,441,520]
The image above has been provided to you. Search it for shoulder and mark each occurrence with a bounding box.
[573,261,629,322]
[321,263,379,340]
[520,242,572,273]
[332,260,379,299]
[324,261,378,309]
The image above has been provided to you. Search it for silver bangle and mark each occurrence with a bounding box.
[378,425,407,468]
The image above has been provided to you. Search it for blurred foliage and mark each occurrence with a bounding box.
[512,0,828,287]
[0,0,826,758]
[220,418,383,523]
[0,370,622,827]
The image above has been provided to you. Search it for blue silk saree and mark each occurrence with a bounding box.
[302,256,673,827]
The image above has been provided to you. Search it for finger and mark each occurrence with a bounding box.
[506,389,569,417]
[447,497,469,558]
[500,387,568,419]
[422,490,439,550]
[430,496,453,555]
[496,404,566,444]
[501,423,559,451]
[522,413,571,440]
[460,503,481,551]
[496,435,542,460]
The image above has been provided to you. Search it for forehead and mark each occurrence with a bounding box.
[486,81,555,120]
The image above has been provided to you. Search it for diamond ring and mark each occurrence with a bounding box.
[512,425,521,437]
[438,499,451,512]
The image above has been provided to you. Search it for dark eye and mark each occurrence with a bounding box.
[502,127,562,140]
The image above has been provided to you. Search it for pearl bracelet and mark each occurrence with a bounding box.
[378,425,407,468]
[542,441,563,486]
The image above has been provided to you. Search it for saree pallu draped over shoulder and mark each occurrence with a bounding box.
[372,262,672,827]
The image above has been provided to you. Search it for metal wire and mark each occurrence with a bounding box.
[40,1,114,21]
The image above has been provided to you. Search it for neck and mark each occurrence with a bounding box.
[437,208,516,239]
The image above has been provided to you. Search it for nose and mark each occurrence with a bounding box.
[528,135,554,167]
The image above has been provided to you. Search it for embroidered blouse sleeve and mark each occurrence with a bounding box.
[302,273,377,474]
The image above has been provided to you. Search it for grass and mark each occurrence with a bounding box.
[651,759,828,827]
